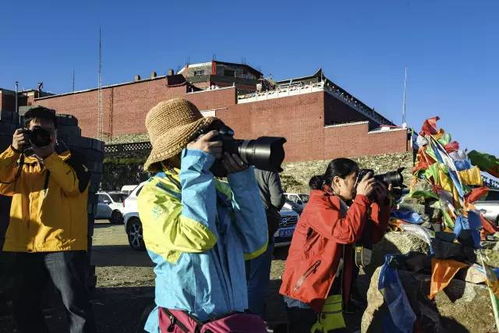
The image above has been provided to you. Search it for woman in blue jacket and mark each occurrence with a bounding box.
[138,98,268,332]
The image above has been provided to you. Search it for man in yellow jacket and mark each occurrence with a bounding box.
[0,106,96,333]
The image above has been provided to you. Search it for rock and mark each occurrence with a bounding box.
[481,248,499,268]
[279,152,413,193]
[362,266,496,333]
[459,264,487,284]
[365,232,430,278]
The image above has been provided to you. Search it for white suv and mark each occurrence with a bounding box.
[121,181,300,250]
[474,189,499,226]
[121,182,146,250]
[95,191,127,224]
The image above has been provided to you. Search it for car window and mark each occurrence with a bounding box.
[485,191,499,201]
[299,194,310,203]
[98,194,109,203]
[110,193,126,202]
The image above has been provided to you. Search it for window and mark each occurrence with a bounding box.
[193,70,205,76]
[110,193,126,203]
[98,194,110,203]
[486,190,499,201]
[299,194,310,203]
[224,69,235,77]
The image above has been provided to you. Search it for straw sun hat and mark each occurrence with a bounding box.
[144,98,216,171]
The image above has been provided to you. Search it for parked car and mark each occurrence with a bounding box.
[95,191,127,224]
[283,199,303,215]
[122,182,300,250]
[474,189,499,225]
[122,182,146,250]
[283,192,309,214]
[273,207,299,247]
[121,184,139,196]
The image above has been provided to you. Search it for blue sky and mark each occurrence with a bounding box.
[1,0,498,155]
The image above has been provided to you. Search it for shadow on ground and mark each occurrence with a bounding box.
[91,245,153,267]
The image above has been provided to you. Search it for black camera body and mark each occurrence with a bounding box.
[22,126,52,148]
[195,120,287,177]
[357,167,405,188]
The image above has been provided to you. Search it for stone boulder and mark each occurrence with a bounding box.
[361,266,495,333]
[365,232,430,278]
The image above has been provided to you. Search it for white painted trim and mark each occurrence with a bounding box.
[200,110,216,117]
[368,128,407,134]
[238,82,324,103]
[186,86,235,95]
[324,121,369,128]
[36,75,167,100]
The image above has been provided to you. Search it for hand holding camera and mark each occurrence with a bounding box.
[222,152,248,174]
[12,126,55,159]
[12,129,29,152]
[191,120,286,177]
[187,130,249,175]
[187,130,223,159]
[356,168,401,204]
[356,172,376,197]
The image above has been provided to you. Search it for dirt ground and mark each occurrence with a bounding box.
[0,220,364,332]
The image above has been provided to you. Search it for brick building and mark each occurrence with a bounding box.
[3,61,409,162]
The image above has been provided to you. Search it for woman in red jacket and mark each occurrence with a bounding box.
[279,158,390,332]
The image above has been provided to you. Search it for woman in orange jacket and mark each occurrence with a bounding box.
[279,158,391,332]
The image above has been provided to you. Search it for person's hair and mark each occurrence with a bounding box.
[309,158,359,190]
[24,106,57,128]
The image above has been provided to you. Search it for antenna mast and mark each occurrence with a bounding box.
[402,66,408,128]
[97,28,104,140]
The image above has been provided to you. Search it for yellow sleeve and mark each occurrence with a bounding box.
[0,146,21,196]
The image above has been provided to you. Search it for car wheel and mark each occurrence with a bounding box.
[127,217,145,251]
[110,210,124,224]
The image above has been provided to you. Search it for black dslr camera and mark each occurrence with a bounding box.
[357,167,405,188]
[22,126,52,148]
[195,120,287,177]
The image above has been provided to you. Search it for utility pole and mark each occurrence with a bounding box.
[402,66,408,128]
[97,28,104,140]
[15,81,19,126]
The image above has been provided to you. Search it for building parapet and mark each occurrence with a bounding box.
[186,85,236,95]
[238,82,325,103]
[324,120,407,134]
[238,81,393,126]
[324,120,369,128]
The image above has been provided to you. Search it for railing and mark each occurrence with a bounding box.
[105,141,152,155]
[238,81,393,126]
[483,176,499,189]
[238,82,325,102]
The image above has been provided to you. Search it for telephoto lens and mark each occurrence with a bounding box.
[358,168,405,188]
[196,121,287,177]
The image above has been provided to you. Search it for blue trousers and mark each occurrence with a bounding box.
[245,241,274,318]
[9,251,96,333]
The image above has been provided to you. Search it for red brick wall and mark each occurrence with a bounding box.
[36,78,188,137]
[217,92,326,162]
[323,122,408,159]
[216,92,408,162]
[185,87,237,110]
[0,91,15,111]
[34,83,408,161]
